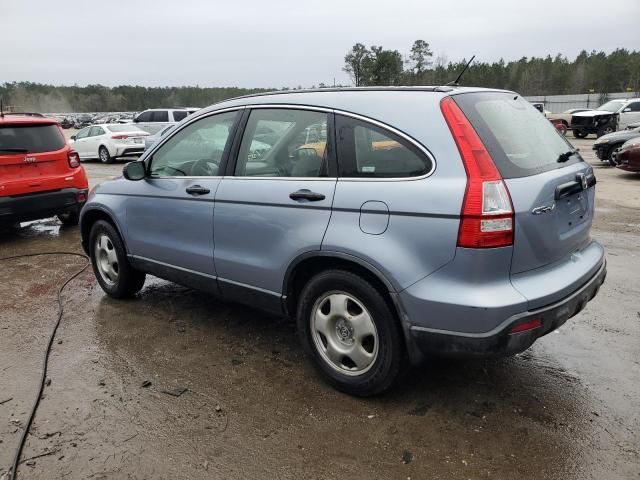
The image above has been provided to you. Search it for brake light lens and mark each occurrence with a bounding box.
[68,150,81,168]
[111,135,129,140]
[440,96,514,248]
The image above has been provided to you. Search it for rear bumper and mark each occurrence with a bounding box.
[0,188,88,224]
[406,260,606,359]
[115,146,144,157]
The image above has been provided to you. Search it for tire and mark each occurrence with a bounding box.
[557,124,567,136]
[89,220,145,298]
[608,145,622,166]
[597,126,615,138]
[297,270,403,396]
[58,210,79,226]
[99,146,113,164]
[573,129,588,139]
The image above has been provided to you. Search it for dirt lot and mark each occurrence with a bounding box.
[1,137,639,480]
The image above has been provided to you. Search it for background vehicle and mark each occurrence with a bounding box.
[550,118,567,135]
[143,124,173,150]
[0,114,88,225]
[530,102,551,117]
[133,108,199,134]
[547,108,590,128]
[80,88,605,396]
[70,124,149,163]
[571,98,640,138]
[592,126,640,165]
[614,137,640,173]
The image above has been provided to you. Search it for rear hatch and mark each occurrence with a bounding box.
[454,92,595,274]
[0,122,69,196]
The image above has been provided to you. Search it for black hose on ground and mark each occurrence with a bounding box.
[0,252,90,480]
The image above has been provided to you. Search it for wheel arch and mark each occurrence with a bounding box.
[283,251,398,319]
[80,207,127,255]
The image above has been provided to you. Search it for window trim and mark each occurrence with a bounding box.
[144,107,244,179]
[140,103,437,181]
[225,105,337,180]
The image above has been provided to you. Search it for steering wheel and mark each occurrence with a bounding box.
[190,158,219,176]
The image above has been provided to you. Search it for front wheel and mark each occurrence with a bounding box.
[89,220,145,298]
[597,126,615,138]
[573,129,588,139]
[99,146,113,164]
[297,270,403,396]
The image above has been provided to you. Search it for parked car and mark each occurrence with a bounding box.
[571,98,640,138]
[133,108,199,135]
[613,137,640,173]
[592,126,640,165]
[143,125,174,150]
[80,88,606,396]
[530,102,551,117]
[550,118,567,136]
[0,114,88,225]
[70,124,150,163]
[627,121,640,130]
[547,108,590,128]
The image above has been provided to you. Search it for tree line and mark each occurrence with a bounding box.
[344,42,640,95]
[1,44,638,113]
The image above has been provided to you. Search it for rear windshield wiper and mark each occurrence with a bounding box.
[0,148,29,153]
[557,150,578,163]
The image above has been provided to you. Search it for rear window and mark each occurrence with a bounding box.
[0,124,66,154]
[106,125,145,133]
[453,92,581,178]
[173,111,188,122]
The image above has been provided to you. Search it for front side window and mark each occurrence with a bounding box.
[336,115,431,178]
[149,111,238,177]
[625,102,640,112]
[76,127,90,139]
[235,109,330,177]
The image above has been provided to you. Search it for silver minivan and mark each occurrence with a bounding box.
[80,87,606,396]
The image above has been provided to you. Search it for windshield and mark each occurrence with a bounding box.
[0,124,66,153]
[597,100,625,112]
[454,92,580,178]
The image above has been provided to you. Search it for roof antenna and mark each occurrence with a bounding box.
[446,55,476,86]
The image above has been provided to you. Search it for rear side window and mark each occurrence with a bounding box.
[0,124,66,153]
[454,92,580,178]
[336,115,432,178]
[173,111,188,122]
[151,111,169,122]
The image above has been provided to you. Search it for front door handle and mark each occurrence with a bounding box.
[186,185,210,195]
[289,189,326,201]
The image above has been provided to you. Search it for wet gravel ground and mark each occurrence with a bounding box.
[1,138,639,479]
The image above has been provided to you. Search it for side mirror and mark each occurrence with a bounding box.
[133,116,139,123]
[123,161,146,181]
[70,135,76,141]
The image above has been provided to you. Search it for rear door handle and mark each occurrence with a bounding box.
[289,189,326,201]
[186,185,210,195]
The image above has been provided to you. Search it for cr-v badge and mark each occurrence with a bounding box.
[532,203,555,215]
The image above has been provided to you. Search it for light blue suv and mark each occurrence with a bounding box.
[80,87,606,396]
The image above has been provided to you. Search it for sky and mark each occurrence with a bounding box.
[1,0,638,88]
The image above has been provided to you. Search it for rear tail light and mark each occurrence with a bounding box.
[510,318,542,334]
[77,190,87,203]
[111,135,129,140]
[440,96,514,248]
[68,150,81,168]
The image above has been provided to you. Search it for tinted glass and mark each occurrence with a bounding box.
[136,111,152,122]
[0,125,66,153]
[235,109,330,177]
[151,111,169,122]
[149,111,238,177]
[627,102,640,112]
[173,111,188,122]
[336,115,431,178]
[454,92,581,178]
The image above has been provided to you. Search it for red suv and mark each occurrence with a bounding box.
[0,114,88,225]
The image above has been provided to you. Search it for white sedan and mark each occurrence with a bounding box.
[70,124,150,163]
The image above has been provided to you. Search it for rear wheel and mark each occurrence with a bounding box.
[297,270,403,396]
[99,146,113,164]
[89,220,145,298]
[58,210,79,226]
[573,129,588,139]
